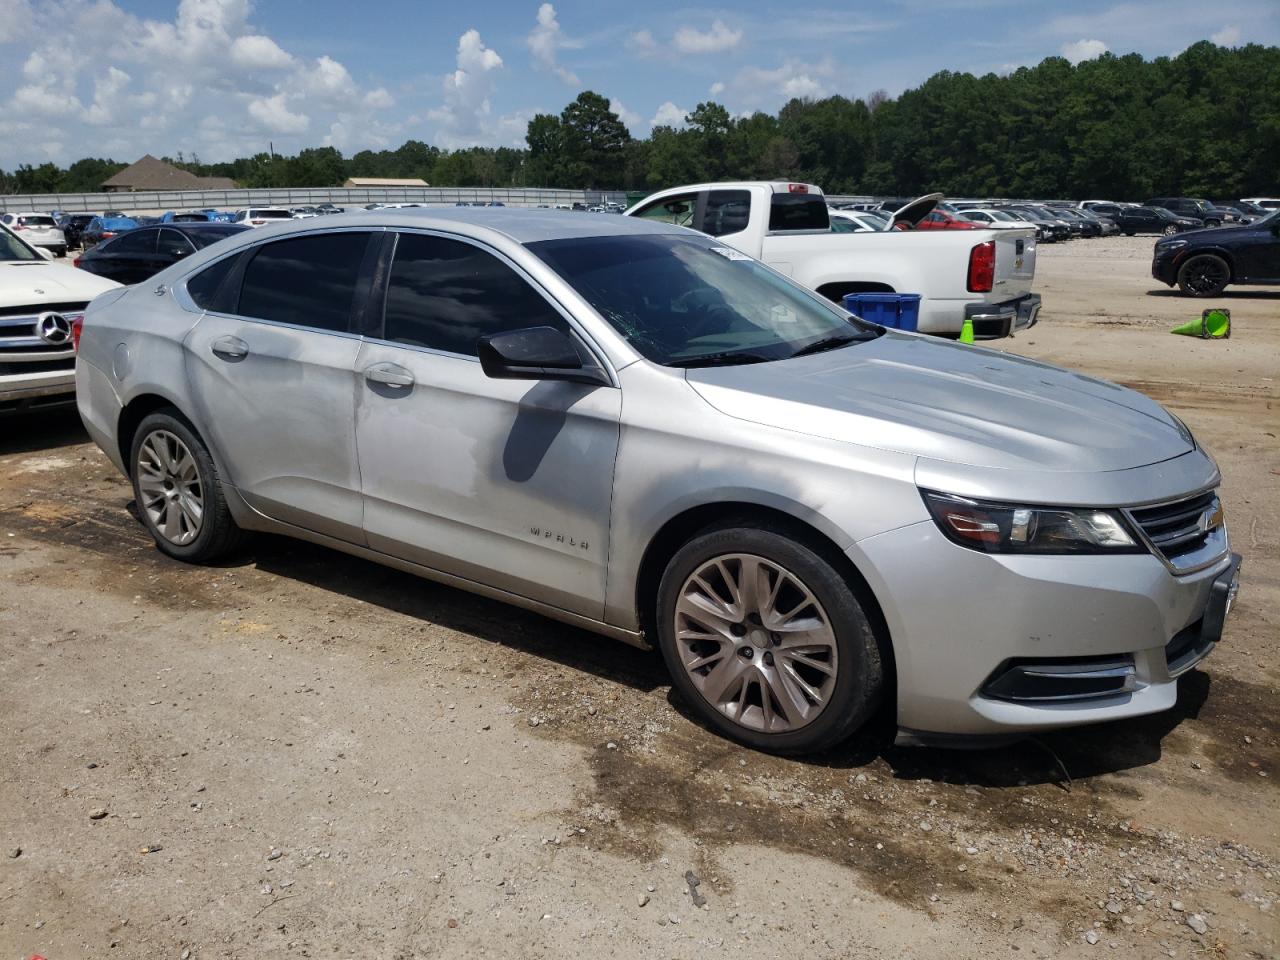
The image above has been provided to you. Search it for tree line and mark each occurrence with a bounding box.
[2,41,1276,200]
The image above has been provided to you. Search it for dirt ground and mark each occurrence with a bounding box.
[1,238,1277,960]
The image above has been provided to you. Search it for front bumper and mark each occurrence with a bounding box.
[0,368,76,412]
[1151,249,1182,286]
[964,293,1041,339]
[851,518,1238,739]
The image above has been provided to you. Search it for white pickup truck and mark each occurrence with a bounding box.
[627,182,1040,338]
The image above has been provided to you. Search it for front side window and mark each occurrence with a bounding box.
[237,232,372,332]
[105,230,157,254]
[632,194,697,228]
[382,233,568,356]
[531,234,879,367]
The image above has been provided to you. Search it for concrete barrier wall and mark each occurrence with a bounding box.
[0,186,631,215]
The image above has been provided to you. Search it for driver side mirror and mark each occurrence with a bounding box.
[477,326,609,387]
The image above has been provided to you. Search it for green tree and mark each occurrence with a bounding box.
[558,91,631,187]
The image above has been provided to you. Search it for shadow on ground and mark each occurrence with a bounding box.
[0,408,88,455]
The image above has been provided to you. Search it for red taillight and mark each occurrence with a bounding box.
[967,240,995,292]
[70,314,85,352]
[102,231,116,238]
[787,183,808,194]
[72,256,82,268]
[251,219,265,225]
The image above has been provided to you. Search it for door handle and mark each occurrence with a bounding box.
[363,362,415,388]
[211,335,249,360]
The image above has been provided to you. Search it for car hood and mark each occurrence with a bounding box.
[0,260,121,308]
[685,332,1193,472]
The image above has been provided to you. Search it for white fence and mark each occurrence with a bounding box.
[0,186,631,215]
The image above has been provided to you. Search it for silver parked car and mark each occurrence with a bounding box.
[75,210,1240,753]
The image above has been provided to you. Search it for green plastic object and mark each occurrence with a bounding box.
[959,315,975,344]
[1171,309,1231,339]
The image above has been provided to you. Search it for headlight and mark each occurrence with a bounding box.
[1159,239,1188,251]
[922,491,1143,555]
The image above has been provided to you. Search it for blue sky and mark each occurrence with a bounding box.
[1,0,1277,167]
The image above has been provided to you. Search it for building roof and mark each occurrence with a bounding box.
[101,155,237,191]
[343,177,430,188]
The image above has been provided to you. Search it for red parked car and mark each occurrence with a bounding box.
[915,209,980,230]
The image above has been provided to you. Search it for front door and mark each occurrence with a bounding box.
[1234,224,1280,281]
[183,229,378,544]
[353,231,621,619]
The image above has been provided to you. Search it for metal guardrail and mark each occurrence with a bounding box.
[0,186,630,215]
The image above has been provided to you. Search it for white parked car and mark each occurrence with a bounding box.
[232,208,295,227]
[0,212,68,257]
[0,222,120,412]
[828,209,892,232]
[958,209,1037,229]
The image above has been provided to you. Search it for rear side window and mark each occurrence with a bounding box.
[238,232,372,332]
[158,228,195,259]
[768,194,830,231]
[382,232,568,356]
[186,254,241,311]
[700,190,751,237]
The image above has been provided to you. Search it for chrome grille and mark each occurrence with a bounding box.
[0,302,85,365]
[1128,490,1225,573]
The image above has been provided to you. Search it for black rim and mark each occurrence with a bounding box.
[1184,258,1228,294]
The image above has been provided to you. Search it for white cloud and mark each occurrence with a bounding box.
[363,87,394,109]
[429,29,526,149]
[83,66,132,126]
[709,81,725,96]
[627,29,657,56]
[248,93,309,134]
[1211,24,1241,45]
[673,19,743,54]
[527,3,579,85]
[1060,38,1109,63]
[11,84,82,117]
[717,60,837,110]
[650,101,687,128]
[609,98,642,132]
[230,34,293,69]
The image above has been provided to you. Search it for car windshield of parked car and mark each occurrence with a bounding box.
[529,234,880,367]
[18,215,57,228]
[0,228,40,261]
[1248,209,1280,230]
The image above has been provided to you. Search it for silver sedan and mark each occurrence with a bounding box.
[75,209,1240,753]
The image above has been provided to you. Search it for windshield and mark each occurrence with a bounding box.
[252,210,293,219]
[1249,209,1280,229]
[530,234,880,367]
[0,227,40,261]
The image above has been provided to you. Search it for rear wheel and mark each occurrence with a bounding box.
[656,523,883,754]
[129,409,247,562]
[1124,230,1135,237]
[1177,254,1230,297]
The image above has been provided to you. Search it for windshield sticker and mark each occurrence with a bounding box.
[709,246,752,261]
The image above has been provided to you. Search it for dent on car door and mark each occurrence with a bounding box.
[183,230,379,543]
[353,231,622,619]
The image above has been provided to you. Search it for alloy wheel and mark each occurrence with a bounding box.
[1163,225,1179,235]
[137,429,204,546]
[674,554,838,733]
[1182,256,1229,295]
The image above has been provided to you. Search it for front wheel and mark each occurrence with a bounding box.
[1163,224,1180,236]
[129,409,248,562]
[1177,253,1230,297]
[1124,230,1135,237]
[656,523,883,754]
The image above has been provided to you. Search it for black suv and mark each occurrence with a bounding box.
[1151,209,1280,296]
[1145,197,1221,227]
[1114,205,1203,236]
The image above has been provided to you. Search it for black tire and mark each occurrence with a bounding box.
[1163,225,1180,236]
[1123,230,1135,237]
[655,520,884,755]
[1206,219,1221,228]
[1177,253,1231,297]
[54,247,67,258]
[128,408,248,562]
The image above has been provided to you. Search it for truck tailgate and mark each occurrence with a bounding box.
[991,228,1037,296]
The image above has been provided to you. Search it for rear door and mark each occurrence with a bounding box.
[184,229,379,543]
[1234,223,1280,281]
[93,228,160,284]
[352,230,621,618]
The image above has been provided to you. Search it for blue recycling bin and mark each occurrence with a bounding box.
[842,292,922,331]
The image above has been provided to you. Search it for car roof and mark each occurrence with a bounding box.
[307,206,687,244]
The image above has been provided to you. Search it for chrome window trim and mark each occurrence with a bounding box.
[1122,487,1231,576]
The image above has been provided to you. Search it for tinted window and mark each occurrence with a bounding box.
[701,190,751,237]
[188,225,248,249]
[768,194,829,231]
[383,233,568,356]
[19,215,57,227]
[238,232,372,332]
[186,254,241,311]
[104,229,156,254]
[158,229,195,259]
